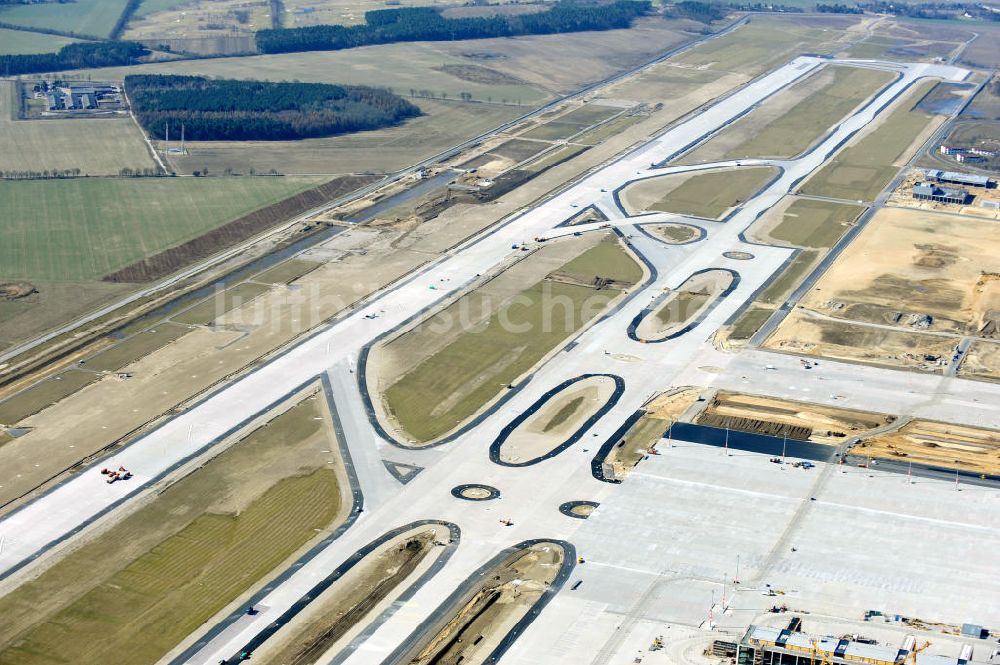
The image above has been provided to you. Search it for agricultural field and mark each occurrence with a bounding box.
[671,16,853,76]
[0,176,326,282]
[0,28,81,55]
[75,42,550,105]
[0,81,157,177]
[800,80,941,201]
[164,99,523,176]
[0,0,130,38]
[957,21,1000,69]
[679,65,894,163]
[375,233,642,443]
[622,167,777,219]
[0,387,350,665]
[277,0,541,29]
[124,0,270,41]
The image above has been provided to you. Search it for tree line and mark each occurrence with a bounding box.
[255,0,652,54]
[665,1,726,23]
[0,41,146,76]
[125,74,422,141]
[815,3,863,13]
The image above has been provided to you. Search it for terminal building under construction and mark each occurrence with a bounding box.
[735,625,989,665]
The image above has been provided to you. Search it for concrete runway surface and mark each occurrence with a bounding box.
[2,56,996,665]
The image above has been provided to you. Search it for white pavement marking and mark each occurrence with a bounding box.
[2,57,992,665]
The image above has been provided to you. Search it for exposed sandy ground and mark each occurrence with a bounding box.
[644,387,702,421]
[635,269,733,341]
[798,208,1000,334]
[249,526,449,665]
[852,419,1000,475]
[765,207,1000,372]
[702,391,894,445]
[497,375,618,464]
[400,542,564,665]
[765,309,957,372]
[957,340,1000,382]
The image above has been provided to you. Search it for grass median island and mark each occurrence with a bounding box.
[767,198,864,248]
[695,66,894,161]
[800,81,939,201]
[728,306,774,341]
[0,389,348,665]
[381,235,642,443]
[623,167,777,219]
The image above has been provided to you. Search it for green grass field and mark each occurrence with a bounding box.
[649,167,776,219]
[673,20,841,75]
[724,67,895,159]
[0,0,130,37]
[558,236,645,284]
[801,81,938,201]
[134,0,195,17]
[0,176,327,282]
[0,81,157,176]
[768,199,864,248]
[0,394,344,665]
[729,306,773,341]
[758,249,820,305]
[0,28,81,55]
[384,239,641,442]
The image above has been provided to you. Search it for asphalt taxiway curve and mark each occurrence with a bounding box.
[378,538,577,665]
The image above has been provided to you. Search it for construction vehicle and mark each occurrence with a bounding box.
[101,465,132,484]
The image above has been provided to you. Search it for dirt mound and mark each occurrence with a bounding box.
[697,413,812,441]
[434,64,527,86]
[102,175,379,283]
[0,282,36,300]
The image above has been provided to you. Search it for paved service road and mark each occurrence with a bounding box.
[2,56,991,665]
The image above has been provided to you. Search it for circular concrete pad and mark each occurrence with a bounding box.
[451,484,501,501]
[559,500,599,519]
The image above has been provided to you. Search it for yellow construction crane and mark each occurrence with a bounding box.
[810,640,833,665]
[908,641,932,665]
